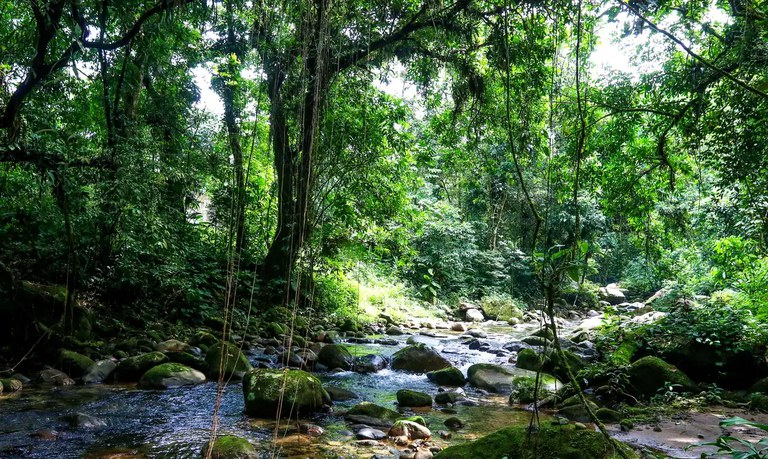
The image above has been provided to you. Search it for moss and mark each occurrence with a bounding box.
[0,378,22,392]
[59,349,96,376]
[433,425,639,459]
[596,408,624,423]
[397,389,433,407]
[391,343,451,373]
[612,340,639,366]
[346,402,401,423]
[205,342,252,380]
[427,366,466,386]
[242,368,328,417]
[399,415,428,427]
[201,435,258,459]
[516,348,543,371]
[115,351,169,381]
[137,362,205,389]
[628,356,698,399]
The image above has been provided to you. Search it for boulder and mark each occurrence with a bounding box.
[201,435,259,459]
[165,351,209,373]
[397,389,433,407]
[154,339,191,353]
[515,349,543,371]
[466,364,517,394]
[444,417,464,430]
[0,378,22,392]
[464,308,485,322]
[205,342,252,380]
[138,363,206,389]
[324,385,358,401]
[62,412,107,429]
[345,402,401,427]
[435,390,465,404]
[58,349,96,378]
[628,356,698,399]
[356,427,387,440]
[114,351,169,381]
[39,368,75,386]
[433,425,639,459]
[81,360,116,384]
[426,366,465,387]
[354,354,387,373]
[391,343,451,373]
[242,368,328,417]
[599,284,626,305]
[317,344,354,371]
[386,326,406,335]
[451,323,466,332]
[389,420,432,440]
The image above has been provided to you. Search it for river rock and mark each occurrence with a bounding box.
[318,344,354,370]
[397,389,433,407]
[58,349,96,378]
[599,284,626,305]
[435,389,465,404]
[628,356,698,398]
[464,308,485,322]
[138,363,206,389]
[354,354,387,373]
[389,420,432,440]
[465,329,487,338]
[0,378,22,392]
[345,402,401,427]
[356,427,387,440]
[165,351,209,373]
[62,412,108,429]
[81,359,116,384]
[451,323,466,332]
[466,363,518,393]
[201,435,259,459]
[426,366,465,386]
[205,342,252,379]
[443,417,464,430]
[387,326,406,335]
[324,385,358,401]
[242,368,328,417]
[114,351,169,381]
[39,367,75,386]
[391,343,451,373]
[515,349,543,371]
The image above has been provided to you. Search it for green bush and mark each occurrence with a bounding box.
[479,294,524,321]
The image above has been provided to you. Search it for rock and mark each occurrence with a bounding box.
[201,435,259,459]
[138,363,206,389]
[389,420,432,440]
[628,356,698,399]
[205,342,252,380]
[114,351,169,381]
[426,366,465,387]
[243,368,328,417]
[521,336,549,347]
[58,349,96,378]
[439,430,452,440]
[317,344,354,371]
[466,363,518,394]
[515,348,543,371]
[386,326,406,335]
[165,351,209,373]
[433,425,639,459]
[354,354,387,373]
[543,349,586,382]
[595,408,624,423]
[324,385,358,401]
[0,378,22,392]
[391,344,451,373]
[397,389,433,407]
[465,329,487,338]
[81,360,116,384]
[443,417,464,430]
[300,423,324,437]
[451,323,466,332]
[39,368,75,386]
[190,330,219,349]
[464,308,485,322]
[435,391,464,404]
[751,376,768,393]
[558,400,599,422]
[356,428,387,440]
[62,412,107,429]
[599,284,626,305]
[154,339,191,353]
[345,402,401,427]
[323,330,341,343]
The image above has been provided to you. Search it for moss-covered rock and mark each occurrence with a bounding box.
[611,340,639,365]
[389,419,431,440]
[190,330,219,348]
[750,376,768,394]
[544,349,586,382]
[154,339,191,353]
[397,389,432,407]
[165,351,209,373]
[596,408,624,423]
[0,378,22,392]
[515,348,543,371]
[433,425,639,459]
[391,343,451,373]
[628,356,698,399]
[345,402,401,427]
[427,366,465,387]
[201,435,258,459]
[467,363,518,394]
[317,344,354,370]
[205,342,252,380]
[242,368,328,417]
[81,359,116,384]
[114,352,169,382]
[558,400,600,423]
[58,349,96,378]
[138,363,206,389]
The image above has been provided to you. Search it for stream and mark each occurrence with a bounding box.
[0,317,753,458]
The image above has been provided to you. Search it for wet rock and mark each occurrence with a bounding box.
[426,366,465,387]
[465,329,487,338]
[205,342,252,380]
[190,330,219,349]
[324,385,358,401]
[114,351,169,382]
[389,420,431,440]
[0,378,22,392]
[62,412,108,429]
[450,323,466,332]
[391,344,451,373]
[31,428,58,440]
[138,363,206,389]
[376,338,399,346]
[201,435,258,459]
[443,417,464,430]
[414,448,434,459]
[466,363,517,394]
[58,349,96,378]
[464,308,485,322]
[11,373,31,384]
[558,400,599,422]
[164,351,209,373]
[356,428,387,440]
[595,408,624,423]
[599,284,626,305]
[39,367,75,386]
[243,368,328,417]
[354,354,387,373]
[435,391,464,404]
[439,430,452,440]
[318,344,354,371]
[81,360,116,384]
[521,336,549,347]
[345,402,401,427]
[515,348,543,371]
[397,389,433,407]
[154,339,191,353]
[386,326,406,335]
[628,356,698,399]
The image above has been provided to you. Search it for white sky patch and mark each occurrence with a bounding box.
[192,64,223,116]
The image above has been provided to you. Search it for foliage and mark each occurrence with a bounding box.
[692,417,768,459]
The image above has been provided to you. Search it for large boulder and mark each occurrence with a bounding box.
[464,308,485,322]
[242,368,328,417]
[58,349,96,378]
[345,402,401,427]
[389,420,432,440]
[81,360,116,384]
[138,363,206,389]
[201,435,258,459]
[354,354,387,373]
[317,344,354,371]
[627,356,698,399]
[397,389,432,407]
[599,284,626,305]
[114,352,169,381]
[515,348,543,371]
[427,366,465,386]
[467,364,517,394]
[433,425,639,459]
[205,342,252,380]
[391,343,451,373]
